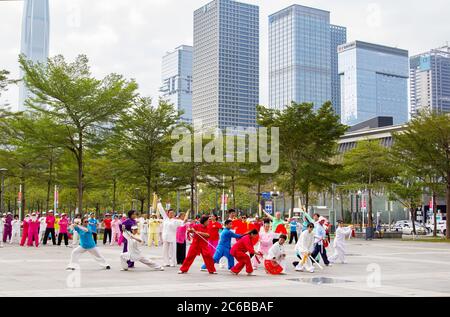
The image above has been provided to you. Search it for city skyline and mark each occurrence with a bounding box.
[0,0,449,112]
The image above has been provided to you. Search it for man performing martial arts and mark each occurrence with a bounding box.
[265,234,287,275]
[43,211,56,246]
[2,213,13,243]
[10,215,21,244]
[57,214,69,246]
[158,204,188,267]
[230,229,261,276]
[311,214,331,267]
[294,223,316,273]
[201,219,242,271]
[121,210,138,268]
[102,213,112,245]
[178,216,216,274]
[27,213,40,247]
[329,221,354,264]
[120,225,164,272]
[66,216,110,271]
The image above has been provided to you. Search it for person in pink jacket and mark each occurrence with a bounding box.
[58,214,69,246]
[20,215,31,246]
[27,213,40,247]
[252,220,277,269]
[111,215,121,246]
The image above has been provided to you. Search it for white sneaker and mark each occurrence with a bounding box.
[121,268,128,271]
[295,266,304,272]
[177,271,186,274]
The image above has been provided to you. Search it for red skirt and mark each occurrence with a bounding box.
[264,260,284,275]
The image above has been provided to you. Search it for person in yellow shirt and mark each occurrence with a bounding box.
[54,213,61,237]
[148,214,162,247]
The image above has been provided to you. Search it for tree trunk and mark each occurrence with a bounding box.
[305,191,310,214]
[112,178,117,212]
[340,192,344,221]
[46,151,54,211]
[190,177,195,214]
[290,173,296,214]
[411,205,417,235]
[433,191,438,238]
[368,188,373,228]
[77,133,83,214]
[231,176,236,210]
[146,174,152,215]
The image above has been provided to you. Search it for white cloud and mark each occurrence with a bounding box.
[1,0,449,111]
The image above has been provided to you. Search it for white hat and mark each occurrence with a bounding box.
[131,225,138,230]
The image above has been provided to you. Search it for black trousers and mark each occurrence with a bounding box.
[58,233,69,246]
[103,229,112,244]
[43,228,56,245]
[177,242,186,265]
[311,243,330,265]
[92,232,98,244]
[289,231,298,244]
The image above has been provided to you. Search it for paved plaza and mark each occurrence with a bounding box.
[0,239,450,297]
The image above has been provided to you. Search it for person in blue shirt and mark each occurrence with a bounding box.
[66,216,110,271]
[201,219,242,271]
[88,213,98,244]
[289,218,299,244]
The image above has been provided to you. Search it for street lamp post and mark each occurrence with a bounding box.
[0,168,7,214]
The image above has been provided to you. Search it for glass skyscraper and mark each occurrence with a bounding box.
[330,25,347,116]
[410,45,450,115]
[19,0,50,111]
[193,0,259,129]
[160,45,193,123]
[338,41,409,126]
[269,5,334,111]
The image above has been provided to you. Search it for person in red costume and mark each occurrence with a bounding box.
[20,214,31,246]
[43,211,56,245]
[207,214,222,253]
[58,214,70,246]
[178,215,217,275]
[230,229,261,276]
[27,213,40,247]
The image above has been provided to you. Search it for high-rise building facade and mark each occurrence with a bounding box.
[338,41,409,126]
[19,0,50,111]
[160,45,193,123]
[410,45,450,115]
[330,25,347,116]
[268,5,332,111]
[193,0,259,129]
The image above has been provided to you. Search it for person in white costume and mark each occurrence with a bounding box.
[157,202,189,267]
[266,234,288,274]
[120,225,164,271]
[138,215,148,246]
[38,212,47,243]
[11,215,21,244]
[294,223,315,273]
[329,221,353,264]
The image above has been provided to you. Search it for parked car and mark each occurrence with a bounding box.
[427,221,447,236]
[393,220,410,232]
[402,224,428,235]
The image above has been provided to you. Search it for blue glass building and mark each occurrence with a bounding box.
[160,45,193,123]
[19,0,50,111]
[193,0,259,129]
[269,5,332,111]
[410,46,450,115]
[338,41,409,126]
[330,25,347,116]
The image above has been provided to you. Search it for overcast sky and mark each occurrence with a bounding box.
[0,0,449,110]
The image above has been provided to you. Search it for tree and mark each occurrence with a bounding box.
[392,111,450,239]
[19,54,138,213]
[114,97,180,213]
[343,140,395,229]
[387,173,424,235]
[257,101,347,213]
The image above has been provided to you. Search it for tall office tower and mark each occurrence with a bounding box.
[330,25,347,116]
[410,45,450,115]
[193,0,259,129]
[19,0,50,111]
[160,45,193,123]
[269,5,331,111]
[338,41,409,126]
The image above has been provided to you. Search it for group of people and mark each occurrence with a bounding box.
[1,206,354,276]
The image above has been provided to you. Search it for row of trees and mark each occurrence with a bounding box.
[1,54,449,239]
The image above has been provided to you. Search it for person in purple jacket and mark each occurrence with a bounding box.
[121,210,138,268]
[3,213,13,243]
